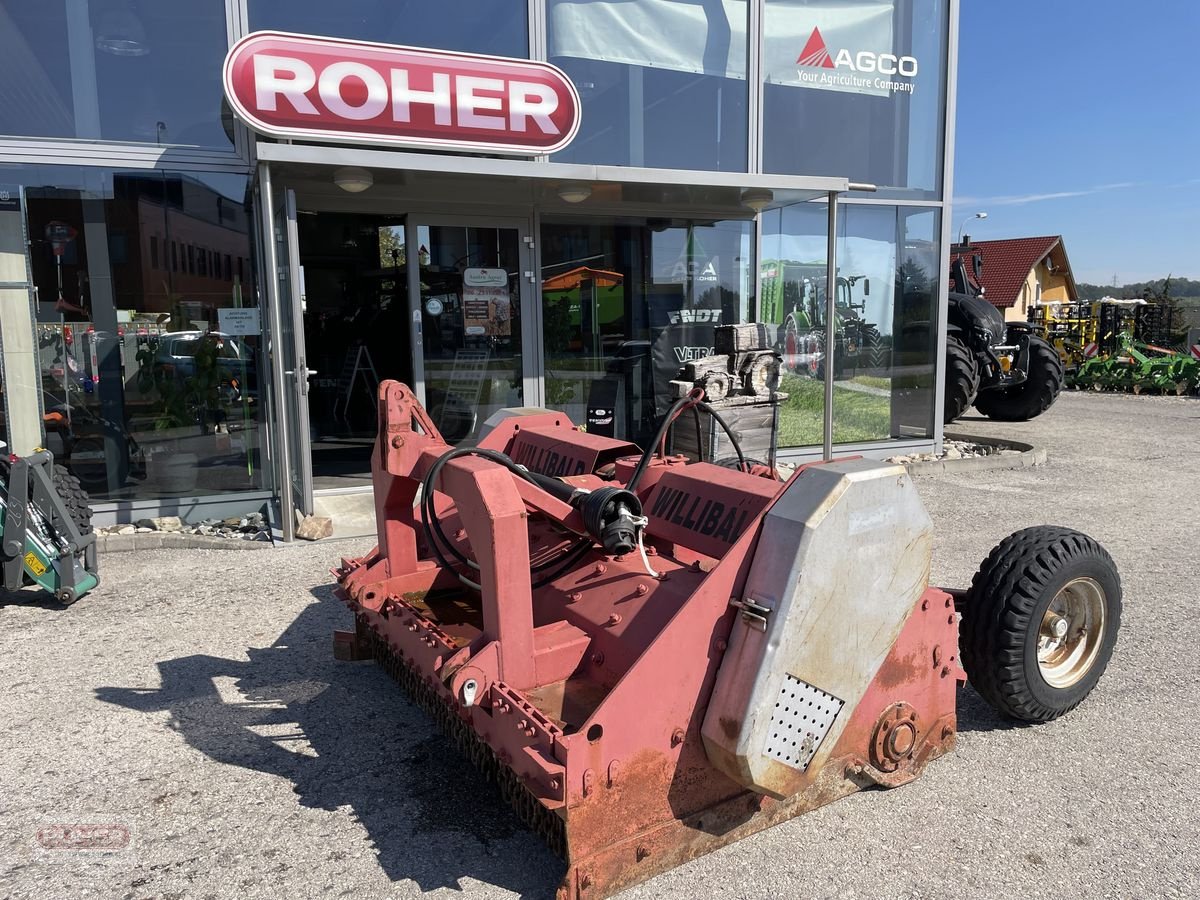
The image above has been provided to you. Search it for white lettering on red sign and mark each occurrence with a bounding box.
[225,32,581,154]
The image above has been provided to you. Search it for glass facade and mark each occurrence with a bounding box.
[761,201,939,446]
[0,1,955,524]
[0,164,268,501]
[548,0,749,171]
[762,0,948,197]
[248,0,529,59]
[542,217,753,447]
[0,1,235,148]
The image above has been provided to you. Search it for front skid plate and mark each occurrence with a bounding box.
[354,615,955,900]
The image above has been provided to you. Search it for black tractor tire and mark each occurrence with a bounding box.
[52,464,94,536]
[943,334,980,424]
[973,336,1064,421]
[860,323,889,373]
[960,526,1121,723]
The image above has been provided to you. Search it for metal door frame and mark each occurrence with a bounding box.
[258,163,314,538]
[405,214,540,410]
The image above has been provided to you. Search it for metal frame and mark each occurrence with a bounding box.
[933,0,962,453]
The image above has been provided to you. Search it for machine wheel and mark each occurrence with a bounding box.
[973,336,1064,421]
[53,465,94,536]
[960,526,1121,723]
[943,335,979,424]
[860,323,888,373]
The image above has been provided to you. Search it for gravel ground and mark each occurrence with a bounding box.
[2,391,1197,900]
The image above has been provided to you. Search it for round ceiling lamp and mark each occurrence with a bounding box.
[334,167,374,193]
[740,188,774,212]
[557,184,592,203]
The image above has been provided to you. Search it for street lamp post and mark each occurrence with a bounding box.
[957,211,988,244]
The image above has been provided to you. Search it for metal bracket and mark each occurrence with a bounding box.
[730,595,773,632]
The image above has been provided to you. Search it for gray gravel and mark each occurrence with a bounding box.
[2,390,1197,900]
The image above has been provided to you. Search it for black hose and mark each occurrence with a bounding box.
[698,401,748,473]
[419,446,592,590]
[626,394,699,492]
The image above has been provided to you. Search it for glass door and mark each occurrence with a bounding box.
[409,219,534,445]
[261,167,313,537]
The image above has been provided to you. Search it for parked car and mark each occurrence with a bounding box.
[153,331,258,400]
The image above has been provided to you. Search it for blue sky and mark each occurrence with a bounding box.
[952,2,1199,284]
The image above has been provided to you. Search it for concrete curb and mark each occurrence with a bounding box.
[96,532,274,553]
[900,432,1048,476]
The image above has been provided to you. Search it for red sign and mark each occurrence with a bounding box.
[223,32,581,154]
[1191,344,1200,361]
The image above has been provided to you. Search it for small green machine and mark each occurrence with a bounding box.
[1,447,99,604]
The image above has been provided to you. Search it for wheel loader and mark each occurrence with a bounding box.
[0,446,99,604]
[332,380,1120,899]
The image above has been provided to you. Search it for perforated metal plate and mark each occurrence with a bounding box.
[762,674,844,771]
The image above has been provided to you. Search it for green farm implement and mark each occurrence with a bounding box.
[1,447,99,604]
[1067,336,1200,395]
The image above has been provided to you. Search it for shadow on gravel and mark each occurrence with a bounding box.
[953,684,1026,733]
[96,583,563,899]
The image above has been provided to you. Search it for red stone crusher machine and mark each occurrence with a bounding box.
[333,381,1121,899]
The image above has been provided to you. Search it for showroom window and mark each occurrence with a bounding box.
[762,0,948,197]
[760,201,939,447]
[541,217,753,447]
[248,0,529,59]
[0,2,235,148]
[547,0,749,171]
[0,164,269,501]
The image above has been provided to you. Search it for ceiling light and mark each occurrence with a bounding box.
[334,167,373,193]
[95,9,150,57]
[740,188,774,212]
[557,184,592,203]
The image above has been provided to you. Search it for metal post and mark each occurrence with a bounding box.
[822,191,838,461]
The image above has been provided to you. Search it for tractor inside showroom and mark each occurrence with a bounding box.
[331,372,1120,900]
[944,249,1064,423]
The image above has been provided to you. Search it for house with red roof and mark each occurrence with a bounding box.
[950,236,1077,323]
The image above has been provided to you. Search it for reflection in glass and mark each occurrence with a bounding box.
[542,218,752,447]
[761,201,937,447]
[249,0,528,58]
[417,225,523,445]
[548,0,749,171]
[0,2,234,147]
[5,166,267,501]
[762,0,948,197]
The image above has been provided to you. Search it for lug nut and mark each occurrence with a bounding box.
[635,583,649,596]
[606,613,622,626]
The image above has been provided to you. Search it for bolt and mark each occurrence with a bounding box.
[635,583,649,596]
[670,728,685,747]
[455,528,466,540]
[591,651,605,666]
[714,638,728,652]
[646,545,658,557]
[550,778,561,791]
[391,435,405,448]
[636,846,650,861]
[594,563,607,575]
[606,613,622,626]
[569,591,583,603]
[692,560,702,572]
[932,645,943,667]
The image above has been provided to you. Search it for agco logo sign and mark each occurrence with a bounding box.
[223,32,581,154]
[797,26,918,93]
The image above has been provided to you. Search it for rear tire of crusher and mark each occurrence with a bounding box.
[943,334,979,424]
[52,465,94,536]
[972,336,1064,421]
[960,526,1121,723]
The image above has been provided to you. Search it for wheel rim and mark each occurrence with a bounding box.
[1037,577,1106,688]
